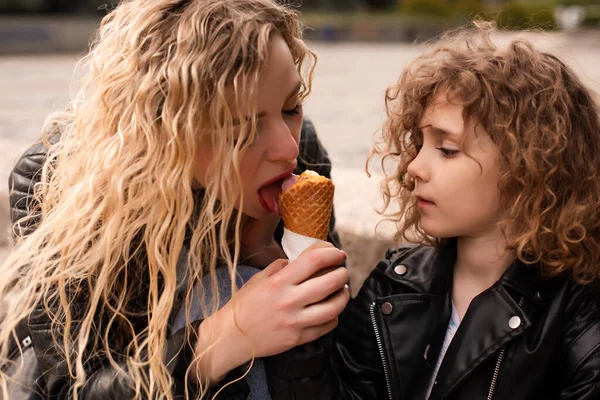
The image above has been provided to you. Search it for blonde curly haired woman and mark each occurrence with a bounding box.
[0,0,350,399]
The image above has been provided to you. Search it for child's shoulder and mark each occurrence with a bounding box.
[354,243,439,297]
[563,277,600,309]
[562,278,600,322]
[556,279,600,377]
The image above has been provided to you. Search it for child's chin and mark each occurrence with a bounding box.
[422,225,455,239]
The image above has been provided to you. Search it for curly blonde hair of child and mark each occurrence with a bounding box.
[0,0,315,399]
[371,21,600,284]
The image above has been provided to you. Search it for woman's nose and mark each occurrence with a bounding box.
[266,120,300,162]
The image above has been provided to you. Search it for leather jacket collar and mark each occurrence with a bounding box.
[387,238,552,304]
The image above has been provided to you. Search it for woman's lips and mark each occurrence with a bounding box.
[259,193,277,213]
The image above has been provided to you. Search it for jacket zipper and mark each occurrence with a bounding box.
[487,297,524,400]
[487,348,505,400]
[370,302,394,400]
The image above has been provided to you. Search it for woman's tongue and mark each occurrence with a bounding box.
[281,174,297,192]
[259,182,282,214]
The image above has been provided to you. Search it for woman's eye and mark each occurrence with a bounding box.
[283,103,303,116]
[233,128,257,147]
[233,132,258,147]
[437,147,459,157]
[233,138,247,147]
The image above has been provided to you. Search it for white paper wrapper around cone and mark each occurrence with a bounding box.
[281,228,327,261]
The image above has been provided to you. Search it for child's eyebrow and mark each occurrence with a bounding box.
[420,124,462,138]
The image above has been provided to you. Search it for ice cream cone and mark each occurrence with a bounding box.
[278,170,334,241]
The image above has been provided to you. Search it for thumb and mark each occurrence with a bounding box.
[262,258,289,277]
[298,241,334,258]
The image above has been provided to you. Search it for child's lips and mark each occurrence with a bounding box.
[416,195,435,206]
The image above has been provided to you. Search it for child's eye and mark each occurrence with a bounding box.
[283,103,303,116]
[437,147,459,157]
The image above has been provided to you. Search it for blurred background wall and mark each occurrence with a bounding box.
[1,0,599,52]
[1,0,599,290]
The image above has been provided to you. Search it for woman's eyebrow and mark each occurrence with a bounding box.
[233,112,266,126]
[285,80,302,101]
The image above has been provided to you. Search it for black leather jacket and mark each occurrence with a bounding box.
[7,119,339,399]
[268,241,600,400]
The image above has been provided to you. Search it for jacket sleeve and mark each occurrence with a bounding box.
[558,290,600,400]
[559,345,600,400]
[27,301,203,399]
[8,138,57,239]
[267,259,394,400]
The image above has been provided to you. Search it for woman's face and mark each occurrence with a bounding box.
[407,95,503,239]
[194,33,303,219]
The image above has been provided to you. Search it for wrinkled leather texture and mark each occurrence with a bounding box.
[7,119,338,399]
[269,241,600,400]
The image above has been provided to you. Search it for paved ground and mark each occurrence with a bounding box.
[1,30,599,288]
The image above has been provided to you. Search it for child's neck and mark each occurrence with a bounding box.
[452,228,516,320]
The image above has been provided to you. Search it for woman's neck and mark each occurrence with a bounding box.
[454,228,516,294]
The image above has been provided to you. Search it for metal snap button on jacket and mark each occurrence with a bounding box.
[394,264,407,276]
[381,302,393,315]
[509,316,521,329]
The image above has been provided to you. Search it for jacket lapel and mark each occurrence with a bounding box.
[429,281,531,399]
[374,291,450,399]
[373,242,456,399]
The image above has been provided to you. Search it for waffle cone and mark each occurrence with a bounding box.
[279,170,334,241]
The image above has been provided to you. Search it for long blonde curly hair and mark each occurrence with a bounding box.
[371,21,600,284]
[0,0,315,398]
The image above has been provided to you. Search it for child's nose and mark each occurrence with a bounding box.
[266,120,300,162]
[407,150,429,182]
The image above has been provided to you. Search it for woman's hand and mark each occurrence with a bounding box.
[240,213,286,268]
[192,243,349,385]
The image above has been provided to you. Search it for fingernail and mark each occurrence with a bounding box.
[344,283,350,291]
[340,250,347,260]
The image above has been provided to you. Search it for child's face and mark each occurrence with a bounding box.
[193,33,303,219]
[407,95,503,239]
